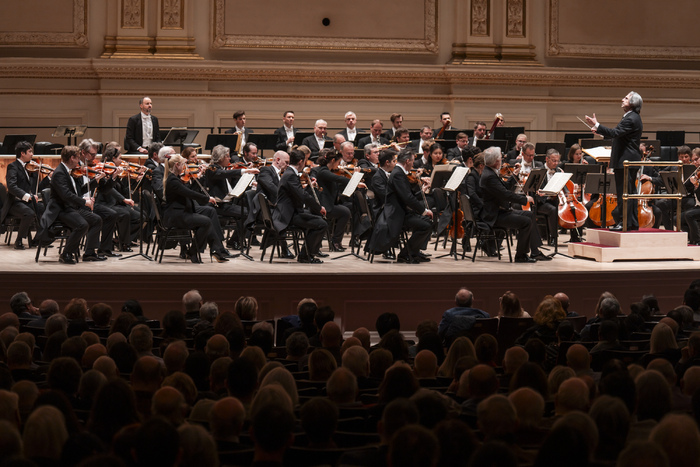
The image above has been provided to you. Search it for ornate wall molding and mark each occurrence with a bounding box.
[122,0,144,29]
[548,0,700,60]
[0,0,88,48]
[161,0,183,29]
[212,0,438,53]
[506,0,525,38]
[470,0,489,37]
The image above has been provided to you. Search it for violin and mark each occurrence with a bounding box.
[557,180,588,229]
[26,160,54,175]
[179,164,204,183]
[71,165,102,179]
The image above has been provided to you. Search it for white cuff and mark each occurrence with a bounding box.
[22,193,31,202]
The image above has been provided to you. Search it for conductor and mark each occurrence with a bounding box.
[585,92,643,231]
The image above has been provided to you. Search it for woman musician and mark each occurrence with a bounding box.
[163,154,233,263]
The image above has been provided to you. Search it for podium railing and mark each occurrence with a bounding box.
[623,160,683,232]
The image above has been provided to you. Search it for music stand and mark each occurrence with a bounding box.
[163,128,199,150]
[52,125,87,146]
[580,138,612,149]
[683,164,696,181]
[476,139,508,153]
[293,132,314,146]
[1,134,37,154]
[435,130,460,140]
[585,173,616,229]
[493,127,525,149]
[247,134,278,155]
[440,139,458,151]
[563,163,601,201]
[429,164,456,190]
[660,171,687,196]
[205,134,239,152]
[523,168,546,195]
[535,142,566,157]
[435,166,469,261]
[564,133,594,149]
[120,174,153,262]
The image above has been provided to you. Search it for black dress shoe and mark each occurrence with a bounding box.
[315,251,329,258]
[227,240,241,250]
[99,250,122,258]
[609,223,624,232]
[13,242,25,250]
[190,254,202,264]
[531,253,553,261]
[59,253,76,264]
[220,249,235,258]
[397,255,419,264]
[350,238,361,248]
[280,249,296,259]
[382,252,396,260]
[212,252,229,263]
[83,253,107,262]
[416,255,431,262]
[514,254,537,263]
[120,244,133,252]
[298,256,322,264]
[332,243,346,252]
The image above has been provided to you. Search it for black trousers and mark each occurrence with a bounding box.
[8,200,44,242]
[495,209,542,256]
[401,212,433,256]
[291,211,327,257]
[58,208,102,255]
[92,204,118,251]
[326,204,351,244]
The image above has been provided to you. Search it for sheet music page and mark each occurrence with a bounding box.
[444,167,469,192]
[540,172,573,196]
[582,146,612,161]
[341,172,364,198]
[223,173,255,201]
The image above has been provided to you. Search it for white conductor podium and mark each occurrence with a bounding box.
[568,228,700,262]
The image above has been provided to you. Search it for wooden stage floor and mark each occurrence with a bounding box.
[5,237,700,332]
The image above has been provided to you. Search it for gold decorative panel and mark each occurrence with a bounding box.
[506,0,525,38]
[122,0,144,29]
[0,0,87,47]
[470,0,489,37]
[548,0,700,60]
[212,0,438,53]
[161,0,184,29]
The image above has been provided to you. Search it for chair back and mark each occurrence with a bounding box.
[354,190,373,225]
[466,317,499,341]
[257,193,274,229]
[461,193,476,224]
[148,193,163,224]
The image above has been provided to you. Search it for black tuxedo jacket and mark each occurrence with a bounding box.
[272,169,322,231]
[256,165,281,204]
[40,163,85,231]
[125,114,160,153]
[205,164,243,200]
[357,135,389,149]
[224,127,253,140]
[338,129,365,144]
[315,166,350,211]
[480,166,527,228]
[357,159,379,184]
[164,175,210,219]
[1,160,39,222]
[464,169,484,219]
[370,169,389,210]
[273,126,297,151]
[596,111,643,169]
[300,135,331,159]
[382,128,397,142]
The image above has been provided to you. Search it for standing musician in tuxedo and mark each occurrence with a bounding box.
[339,111,360,145]
[272,149,327,263]
[1,141,45,249]
[357,120,389,148]
[480,147,551,263]
[367,149,434,263]
[408,126,433,156]
[163,154,230,263]
[273,111,298,151]
[469,121,488,147]
[382,113,403,142]
[301,120,331,160]
[225,110,253,147]
[124,97,160,154]
[586,91,644,231]
[37,146,103,264]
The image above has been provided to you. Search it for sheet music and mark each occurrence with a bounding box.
[582,146,612,161]
[539,172,572,196]
[222,173,255,201]
[443,167,469,192]
[341,172,364,198]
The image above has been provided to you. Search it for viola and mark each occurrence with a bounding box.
[557,180,588,229]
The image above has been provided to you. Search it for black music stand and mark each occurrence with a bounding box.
[293,132,314,146]
[435,130,460,140]
[535,142,566,157]
[476,139,508,153]
[564,133,594,149]
[52,125,87,146]
[435,166,468,261]
[247,134,278,155]
[585,173,617,229]
[120,174,153,262]
[205,134,239,152]
[563,163,601,202]
[163,128,198,150]
[1,134,37,154]
[493,127,524,149]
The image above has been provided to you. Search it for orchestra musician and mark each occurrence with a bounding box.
[506,134,528,163]
[447,132,477,167]
[439,112,454,132]
[152,146,176,204]
[371,148,398,216]
[382,113,403,142]
[273,111,297,151]
[514,143,543,181]
[301,120,331,160]
[367,149,434,263]
[124,97,160,154]
[463,153,497,256]
[1,141,45,249]
[586,91,644,231]
[338,141,355,166]
[479,146,551,263]
[332,134,346,153]
[163,154,230,263]
[535,149,563,246]
[656,145,696,231]
[408,126,433,155]
[682,152,700,244]
[37,146,103,264]
[225,110,253,147]
[358,143,380,183]
[233,143,259,165]
[339,111,360,144]
[394,128,411,145]
[357,120,389,148]
[272,149,327,263]
[469,122,487,147]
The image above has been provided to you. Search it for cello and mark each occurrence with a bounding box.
[558,180,588,229]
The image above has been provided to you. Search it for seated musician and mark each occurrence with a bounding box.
[371,148,398,217]
[367,149,434,263]
[447,132,476,167]
[357,119,389,148]
[37,146,103,264]
[152,146,176,204]
[233,143,259,165]
[514,143,543,179]
[314,149,367,252]
[682,153,700,244]
[179,147,204,195]
[657,145,696,230]
[358,143,380,183]
[99,146,142,254]
[272,149,327,263]
[535,149,563,246]
[408,126,433,156]
[469,121,488,147]
[79,141,120,258]
[463,153,496,256]
[332,134,346,153]
[413,143,449,215]
[506,134,528,163]
[565,144,593,166]
[206,144,259,245]
[163,154,231,263]
[382,113,403,141]
[394,128,411,145]
[1,141,45,249]
[301,120,331,160]
[479,146,551,263]
[338,141,356,167]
